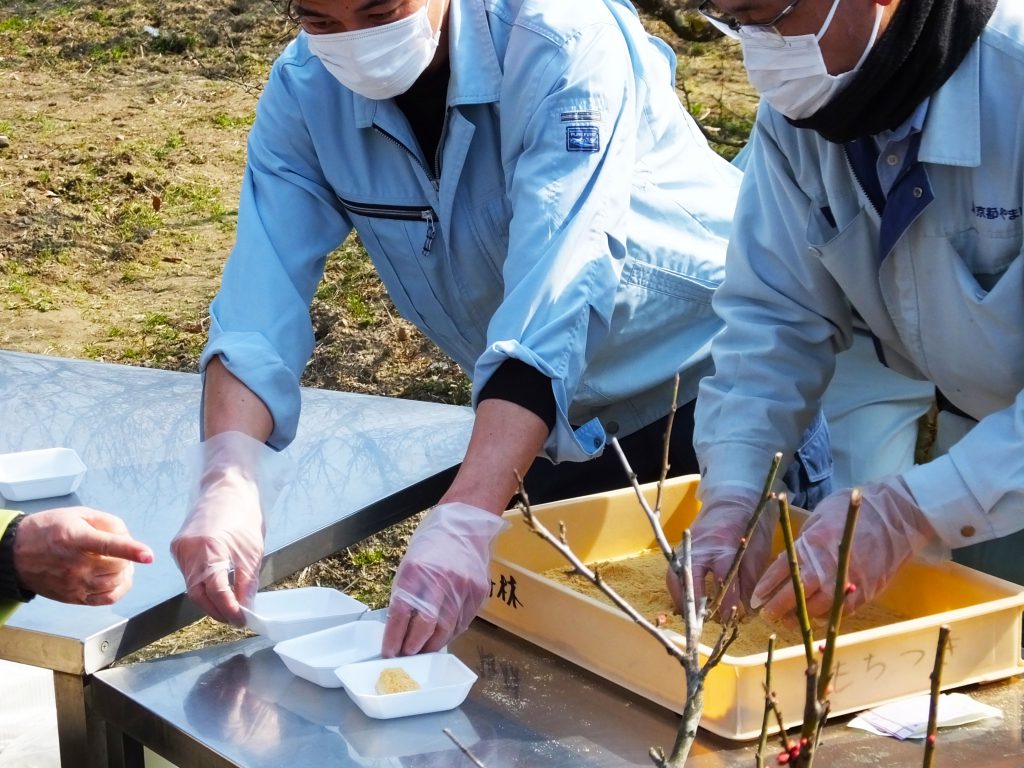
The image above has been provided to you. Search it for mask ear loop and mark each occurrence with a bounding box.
[851,4,885,70]
[426,0,443,44]
[814,0,845,41]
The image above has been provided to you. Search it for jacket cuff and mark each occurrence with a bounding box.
[0,513,36,603]
[698,441,786,498]
[200,330,301,451]
[903,455,996,549]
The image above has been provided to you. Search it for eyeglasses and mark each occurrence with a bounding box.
[697,0,804,46]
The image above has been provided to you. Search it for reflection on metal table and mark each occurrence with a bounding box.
[92,618,1024,768]
[0,350,474,767]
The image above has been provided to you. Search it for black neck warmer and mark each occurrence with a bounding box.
[789,0,998,144]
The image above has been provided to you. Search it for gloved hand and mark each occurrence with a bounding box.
[383,502,510,657]
[668,486,775,620]
[751,477,939,621]
[171,431,292,626]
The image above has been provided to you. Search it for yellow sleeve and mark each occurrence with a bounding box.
[0,509,24,626]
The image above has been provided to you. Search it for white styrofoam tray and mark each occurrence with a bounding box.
[274,620,385,688]
[335,653,477,719]
[0,447,86,502]
[241,587,367,643]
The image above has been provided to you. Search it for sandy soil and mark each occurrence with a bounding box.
[545,549,908,656]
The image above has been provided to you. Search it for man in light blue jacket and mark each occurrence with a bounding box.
[170,0,830,656]
[687,0,1017,621]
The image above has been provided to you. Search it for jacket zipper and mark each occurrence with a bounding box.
[433,106,450,182]
[338,197,436,258]
[373,125,438,190]
[843,143,882,218]
[369,125,441,256]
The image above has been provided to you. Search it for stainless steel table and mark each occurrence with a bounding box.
[91,619,1024,768]
[0,351,474,767]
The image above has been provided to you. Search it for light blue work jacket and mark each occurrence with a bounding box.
[203,0,740,463]
[696,5,1024,548]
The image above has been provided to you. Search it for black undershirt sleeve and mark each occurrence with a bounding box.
[478,359,557,434]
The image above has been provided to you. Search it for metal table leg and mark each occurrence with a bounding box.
[105,720,146,768]
[54,671,108,768]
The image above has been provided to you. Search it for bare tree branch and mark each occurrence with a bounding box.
[777,493,815,667]
[517,473,689,666]
[818,489,862,701]
[756,635,777,768]
[923,625,951,768]
[611,436,676,563]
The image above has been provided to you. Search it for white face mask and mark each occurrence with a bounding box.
[306,0,441,100]
[741,0,883,120]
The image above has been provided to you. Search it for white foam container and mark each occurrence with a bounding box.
[274,621,385,688]
[241,587,367,643]
[0,447,86,501]
[336,653,477,719]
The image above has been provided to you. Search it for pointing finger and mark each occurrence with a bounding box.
[79,528,154,564]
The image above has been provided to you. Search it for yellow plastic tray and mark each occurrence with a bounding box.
[480,475,1024,740]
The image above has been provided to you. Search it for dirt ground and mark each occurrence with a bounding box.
[0,0,754,659]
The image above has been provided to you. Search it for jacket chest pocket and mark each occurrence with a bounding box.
[338,197,478,357]
[899,234,1024,417]
[339,198,437,259]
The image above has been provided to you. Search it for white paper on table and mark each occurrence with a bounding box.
[847,693,1002,740]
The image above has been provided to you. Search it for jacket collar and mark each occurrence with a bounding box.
[919,39,981,168]
[446,0,503,107]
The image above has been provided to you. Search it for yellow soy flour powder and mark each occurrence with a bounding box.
[542,549,906,656]
[375,667,421,695]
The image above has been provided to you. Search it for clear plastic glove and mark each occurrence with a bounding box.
[13,507,153,605]
[751,477,939,621]
[170,431,292,626]
[383,502,510,657]
[668,487,774,620]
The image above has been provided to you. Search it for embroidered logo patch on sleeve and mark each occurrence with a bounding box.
[566,125,600,153]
